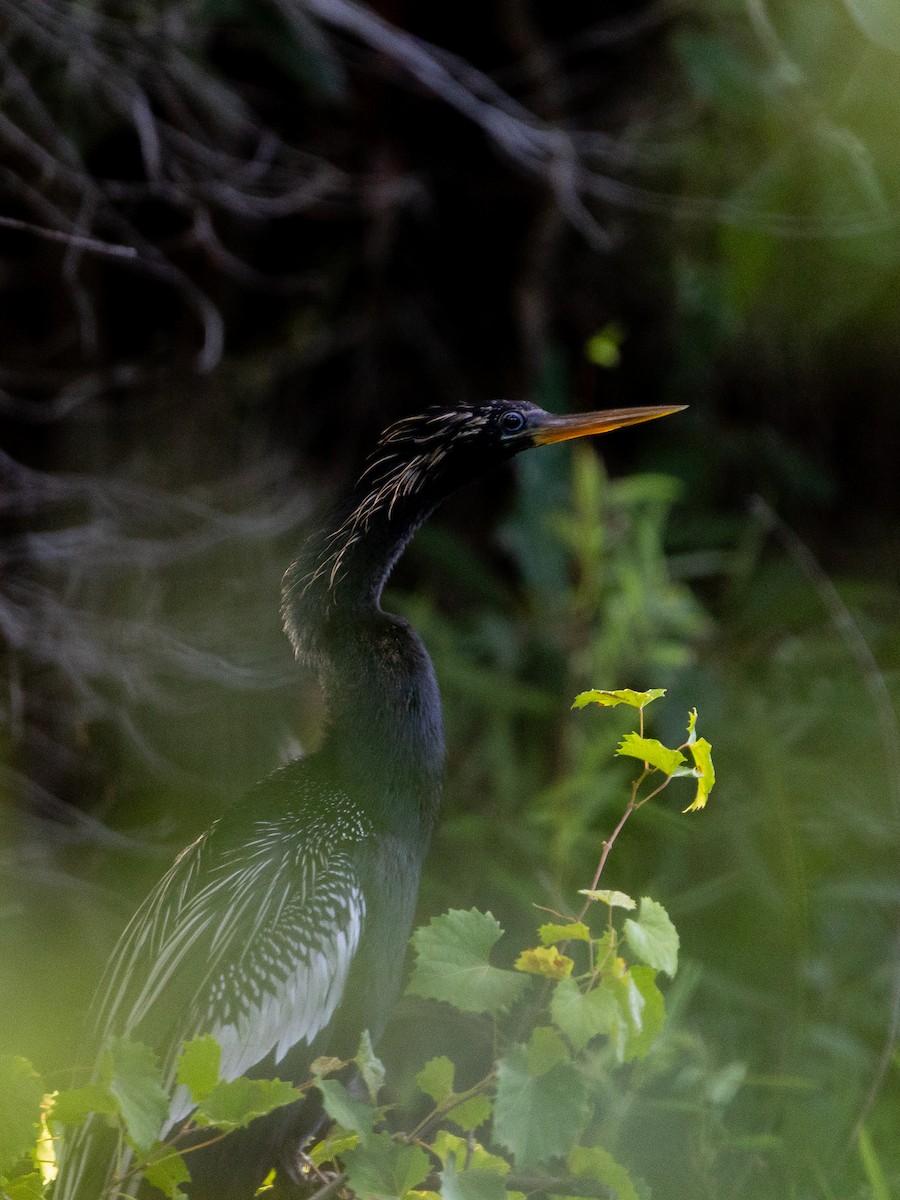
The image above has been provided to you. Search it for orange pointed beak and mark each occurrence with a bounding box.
[531,405,686,446]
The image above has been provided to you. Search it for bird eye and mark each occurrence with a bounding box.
[500,410,526,434]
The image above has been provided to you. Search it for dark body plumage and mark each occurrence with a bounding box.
[55,399,681,1200]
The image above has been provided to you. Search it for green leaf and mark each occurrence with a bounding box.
[315,1078,375,1141]
[1,1170,44,1199]
[143,1149,192,1198]
[407,909,528,1014]
[684,737,715,812]
[175,1036,221,1104]
[568,1145,641,1200]
[440,1153,507,1200]
[576,890,636,910]
[342,1131,430,1199]
[50,1084,118,1126]
[103,1037,168,1154]
[356,1030,386,1103]
[194,1077,299,1132]
[572,688,666,710]
[624,897,679,977]
[416,1056,456,1105]
[0,1058,43,1178]
[526,1027,570,1077]
[447,1095,492,1133]
[538,921,591,945]
[551,978,619,1052]
[616,734,685,776]
[493,1045,590,1168]
[621,967,665,1062]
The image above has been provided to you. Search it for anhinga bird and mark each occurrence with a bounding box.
[55,399,683,1200]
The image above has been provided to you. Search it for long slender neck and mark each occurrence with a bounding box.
[281,482,446,824]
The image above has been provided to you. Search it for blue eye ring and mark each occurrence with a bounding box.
[500,409,526,434]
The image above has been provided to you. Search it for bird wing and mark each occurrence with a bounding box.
[93,794,370,1117]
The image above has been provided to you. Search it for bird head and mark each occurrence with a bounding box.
[284,399,685,650]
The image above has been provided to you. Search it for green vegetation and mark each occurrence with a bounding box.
[1,692,710,1200]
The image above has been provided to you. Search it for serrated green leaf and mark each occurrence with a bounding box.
[439,1153,508,1200]
[308,1129,360,1167]
[194,1077,298,1132]
[616,734,686,775]
[572,688,666,710]
[493,1045,590,1168]
[50,1084,118,1126]
[143,1149,192,1198]
[447,1095,492,1133]
[316,1078,375,1141]
[175,1036,221,1104]
[624,898,679,977]
[684,737,715,811]
[416,1056,456,1105]
[407,909,528,1014]
[526,1027,570,1077]
[356,1030,386,1103]
[568,1145,641,1200]
[577,890,636,910]
[0,1057,43,1178]
[103,1037,168,1154]
[538,921,591,945]
[621,967,666,1062]
[551,978,619,1052]
[342,1131,430,1199]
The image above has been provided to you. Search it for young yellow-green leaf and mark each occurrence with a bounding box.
[577,889,636,910]
[194,1077,299,1132]
[493,1045,590,1168]
[431,1130,509,1174]
[356,1030,386,1103]
[0,1057,43,1178]
[175,1036,221,1104]
[572,688,666,710]
[316,1078,375,1141]
[550,978,619,1052]
[50,1084,118,1126]
[621,967,665,1062]
[684,737,715,811]
[342,1131,430,1199]
[439,1151,507,1200]
[616,734,685,775]
[568,1145,641,1200]
[538,921,591,945]
[623,898,679,977]
[446,1095,492,1133]
[526,1027,570,1078]
[514,945,574,979]
[143,1149,192,1199]
[686,708,698,741]
[104,1036,168,1154]
[407,909,528,1013]
[310,1055,346,1077]
[416,1056,456,1105]
[308,1130,360,1168]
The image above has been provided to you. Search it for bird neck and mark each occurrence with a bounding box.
[282,485,446,828]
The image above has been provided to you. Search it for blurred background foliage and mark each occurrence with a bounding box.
[1,0,899,1196]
